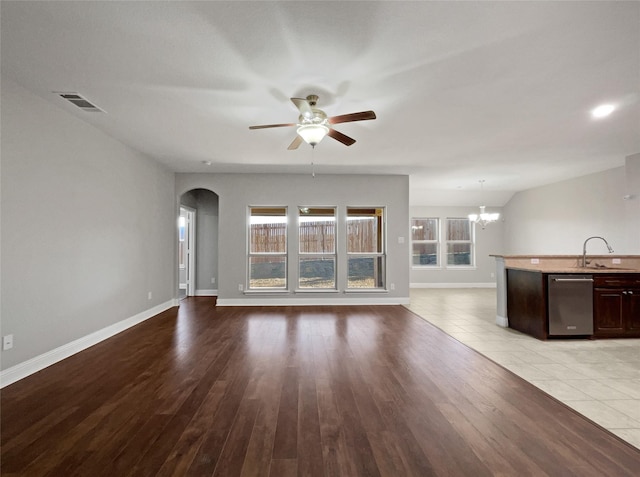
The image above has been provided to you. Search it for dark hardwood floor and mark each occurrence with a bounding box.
[2,297,639,476]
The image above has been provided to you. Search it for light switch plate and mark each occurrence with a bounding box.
[3,334,13,350]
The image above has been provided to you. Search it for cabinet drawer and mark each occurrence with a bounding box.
[594,274,640,288]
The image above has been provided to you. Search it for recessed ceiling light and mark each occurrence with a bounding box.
[202,160,212,166]
[591,103,615,119]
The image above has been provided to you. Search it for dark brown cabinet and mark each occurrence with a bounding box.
[507,270,640,340]
[593,275,640,338]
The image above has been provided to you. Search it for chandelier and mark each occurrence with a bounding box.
[468,180,500,229]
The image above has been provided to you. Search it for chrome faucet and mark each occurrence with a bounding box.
[582,236,614,267]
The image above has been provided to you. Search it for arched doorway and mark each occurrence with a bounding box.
[178,188,219,300]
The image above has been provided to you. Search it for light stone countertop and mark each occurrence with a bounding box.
[491,255,640,274]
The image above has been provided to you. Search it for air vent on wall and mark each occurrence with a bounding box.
[54,92,105,112]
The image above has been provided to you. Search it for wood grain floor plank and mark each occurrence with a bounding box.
[271,365,299,460]
[268,458,297,477]
[2,299,639,476]
[213,398,260,477]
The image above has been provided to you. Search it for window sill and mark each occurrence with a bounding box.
[344,289,389,294]
[244,289,290,295]
[445,266,477,270]
[294,289,340,294]
[412,266,442,270]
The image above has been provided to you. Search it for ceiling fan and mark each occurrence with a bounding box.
[249,94,376,149]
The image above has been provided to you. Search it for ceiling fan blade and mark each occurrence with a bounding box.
[291,97,314,119]
[249,123,296,130]
[328,110,376,125]
[287,135,303,150]
[328,128,356,146]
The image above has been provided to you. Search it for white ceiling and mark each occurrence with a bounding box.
[2,1,638,206]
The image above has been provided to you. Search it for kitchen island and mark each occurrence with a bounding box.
[492,255,640,340]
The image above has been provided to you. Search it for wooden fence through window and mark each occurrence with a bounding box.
[250,220,380,255]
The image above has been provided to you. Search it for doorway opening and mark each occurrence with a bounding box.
[178,189,219,301]
[178,206,196,300]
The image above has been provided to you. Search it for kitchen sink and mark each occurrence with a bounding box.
[587,266,637,271]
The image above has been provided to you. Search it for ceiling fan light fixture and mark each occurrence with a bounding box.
[296,123,329,146]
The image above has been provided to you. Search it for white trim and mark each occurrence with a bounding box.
[496,314,509,327]
[294,289,340,294]
[195,289,218,296]
[410,282,496,289]
[217,296,410,306]
[0,300,175,389]
[344,289,388,293]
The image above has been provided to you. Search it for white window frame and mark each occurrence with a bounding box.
[411,217,440,268]
[346,207,386,290]
[445,217,476,268]
[247,206,288,290]
[297,207,337,290]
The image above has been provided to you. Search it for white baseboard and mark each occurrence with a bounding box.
[410,282,497,289]
[195,289,218,296]
[217,296,411,306]
[0,299,176,389]
[496,314,509,327]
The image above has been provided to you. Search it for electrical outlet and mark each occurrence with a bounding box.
[397,236,405,244]
[390,283,395,290]
[3,334,13,351]
[491,272,495,278]
[612,258,621,264]
[148,291,152,300]
[238,284,244,291]
[530,258,540,264]
[211,277,216,284]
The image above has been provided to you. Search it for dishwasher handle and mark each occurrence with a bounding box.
[551,278,594,282]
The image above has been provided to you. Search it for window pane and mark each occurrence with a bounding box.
[411,218,437,241]
[412,243,438,266]
[348,256,385,289]
[447,243,472,266]
[299,257,336,289]
[250,207,287,253]
[347,207,384,253]
[299,207,335,253]
[249,256,286,288]
[447,218,470,241]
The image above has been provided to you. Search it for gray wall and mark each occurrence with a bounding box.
[1,77,175,370]
[502,159,639,255]
[625,153,640,252]
[409,206,504,286]
[175,173,410,304]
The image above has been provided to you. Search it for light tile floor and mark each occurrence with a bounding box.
[407,288,640,450]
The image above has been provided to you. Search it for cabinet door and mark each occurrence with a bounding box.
[594,288,625,336]
[626,289,640,335]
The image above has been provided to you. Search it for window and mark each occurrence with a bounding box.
[298,207,336,289]
[446,218,474,266]
[411,218,439,266]
[347,207,385,289]
[249,207,287,289]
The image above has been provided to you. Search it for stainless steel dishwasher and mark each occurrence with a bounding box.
[548,275,594,335]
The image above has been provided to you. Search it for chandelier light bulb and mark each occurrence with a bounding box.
[468,182,500,229]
